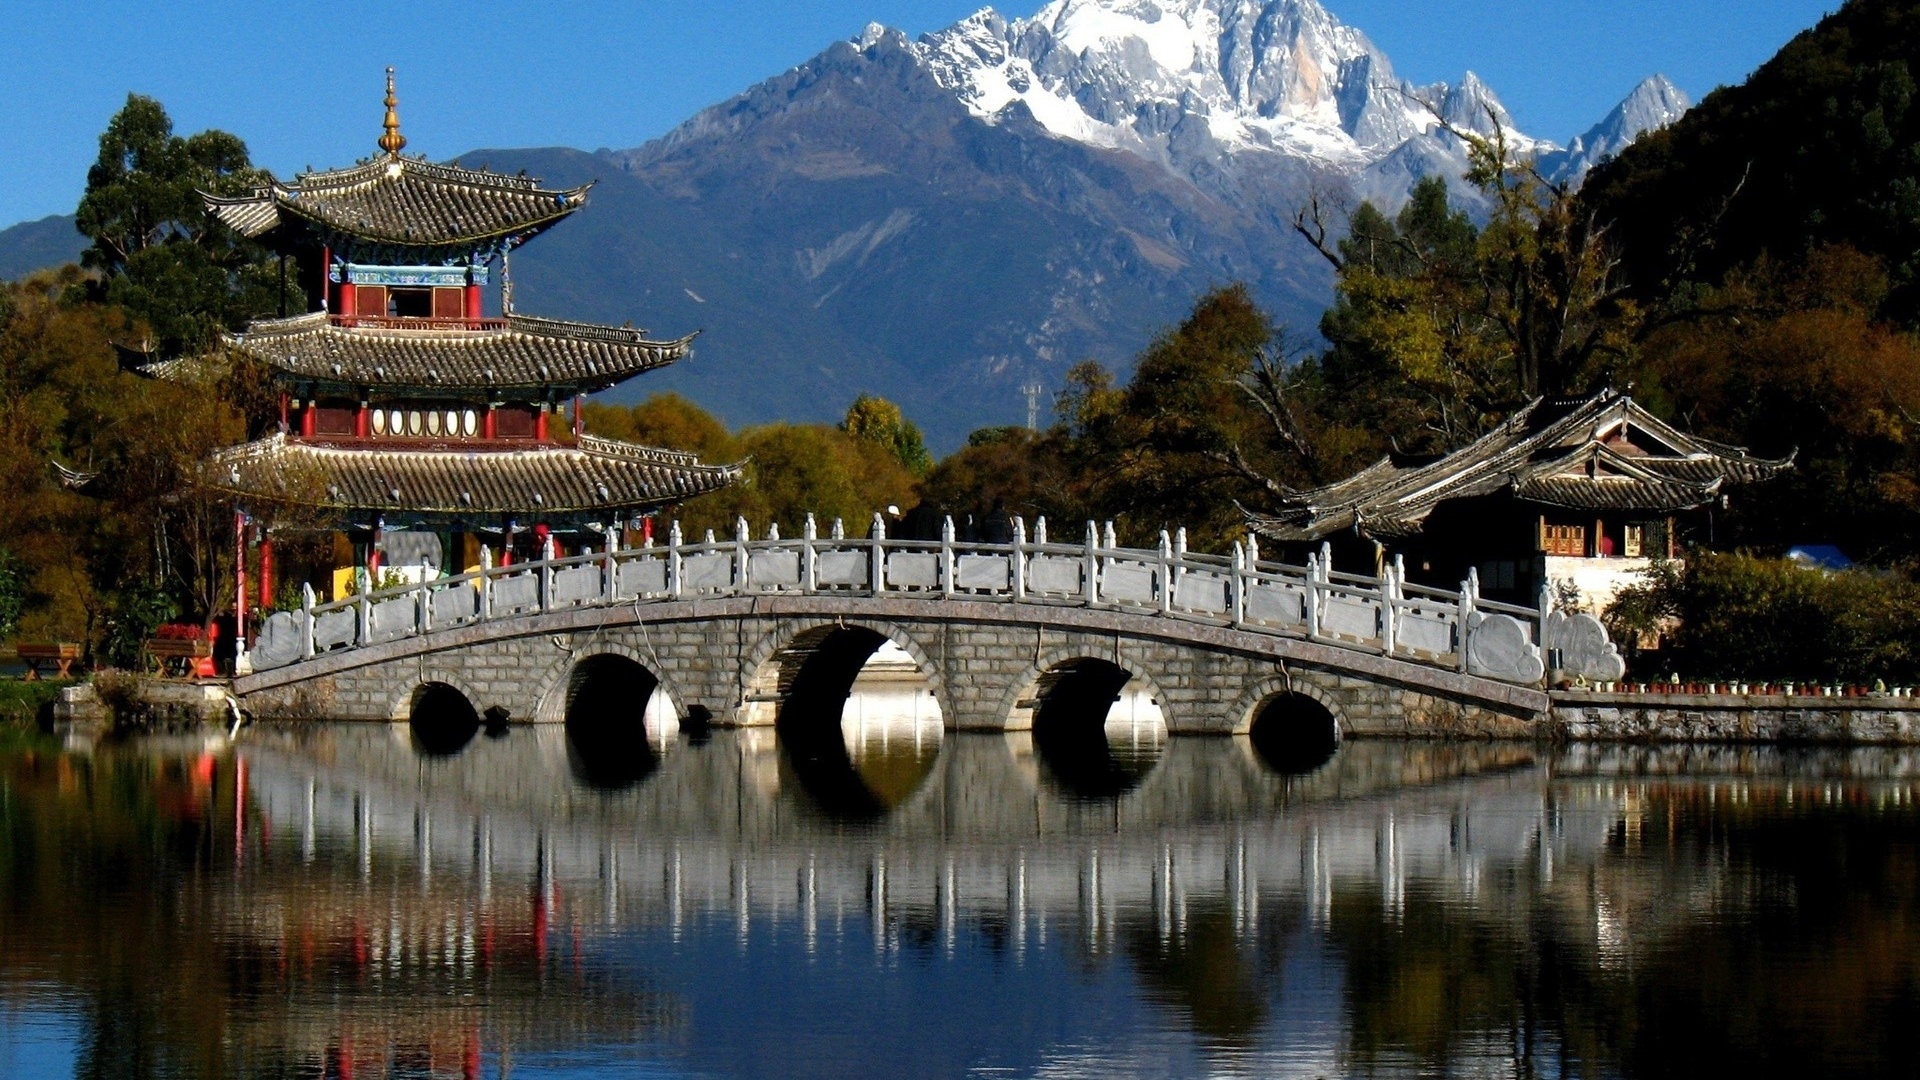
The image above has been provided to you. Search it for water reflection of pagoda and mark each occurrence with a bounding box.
[177,70,739,603]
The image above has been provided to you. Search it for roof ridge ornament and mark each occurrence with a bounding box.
[378,67,407,157]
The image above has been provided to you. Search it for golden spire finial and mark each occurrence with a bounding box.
[378,67,407,157]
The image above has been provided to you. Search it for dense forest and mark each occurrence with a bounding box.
[4,0,1920,680]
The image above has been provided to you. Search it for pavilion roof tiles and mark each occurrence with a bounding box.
[1247,390,1793,543]
[221,312,696,394]
[209,434,741,518]
[204,156,590,254]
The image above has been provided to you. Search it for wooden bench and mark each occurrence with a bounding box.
[144,638,213,678]
[15,643,81,680]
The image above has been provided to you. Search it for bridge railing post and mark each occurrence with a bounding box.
[356,567,371,647]
[870,513,886,595]
[1011,517,1027,602]
[1304,552,1322,639]
[603,523,619,603]
[479,546,493,621]
[733,517,750,593]
[540,534,556,613]
[1229,543,1245,628]
[417,557,432,636]
[1084,522,1104,606]
[940,516,956,600]
[1157,530,1174,614]
[300,582,316,660]
[1379,557,1399,657]
[803,514,818,592]
[668,521,684,600]
[1457,568,1477,673]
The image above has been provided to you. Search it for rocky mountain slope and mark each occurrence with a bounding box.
[2,1,1687,448]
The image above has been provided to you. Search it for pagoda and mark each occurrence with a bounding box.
[1246,390,1792,611]
[173,70,739,608]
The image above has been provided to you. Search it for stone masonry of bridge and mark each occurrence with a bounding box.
[235,595,1550,737]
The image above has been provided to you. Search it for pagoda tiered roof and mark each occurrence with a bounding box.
[221,312,697,395]
[1247,391,1793,543]
[205,156,591,259]
[209,433,742,518]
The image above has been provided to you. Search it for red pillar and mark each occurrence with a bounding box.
[234,509,248,656]
[573,394,584,438]
[466,281,482,322]
[355,401,370,438]
[535,404,549,442]
[321,245,331,312]
[258,538,274,610]
[368,521,383,577]
[278,392,289,430]
[300,401,316,439]
[338,281,357,322]
[483,404,497,440]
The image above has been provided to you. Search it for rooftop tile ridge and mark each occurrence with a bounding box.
[504,314,698,347]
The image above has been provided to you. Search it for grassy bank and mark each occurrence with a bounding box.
[0,679,66,728]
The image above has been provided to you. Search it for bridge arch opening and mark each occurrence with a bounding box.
[757,624,944,819]
[408,682,480,757]
[563,653,677,790]
[1246,692,1340,775]
[1029,658,1166,799]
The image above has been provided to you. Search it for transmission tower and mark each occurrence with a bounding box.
[1022,379,1045,430]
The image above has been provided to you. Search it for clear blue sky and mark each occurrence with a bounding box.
[0,0,1838,228]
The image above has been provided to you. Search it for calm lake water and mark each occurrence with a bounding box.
[2,716,1918,1079]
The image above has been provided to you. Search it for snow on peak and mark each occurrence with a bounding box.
[872,0,1677,208]
[908,0,1558,178]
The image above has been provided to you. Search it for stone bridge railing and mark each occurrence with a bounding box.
[248,516,1624,687]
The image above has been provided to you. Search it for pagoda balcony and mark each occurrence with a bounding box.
[328,314,508,332]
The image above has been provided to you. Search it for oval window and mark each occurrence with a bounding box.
[371,409,386,435]
[461,409,477,437]
[427,411,442,436]
[389,409,403,435]
[407,411,423,436]
[446,410,460,436]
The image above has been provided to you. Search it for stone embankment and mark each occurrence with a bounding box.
[1550,691,1920,744]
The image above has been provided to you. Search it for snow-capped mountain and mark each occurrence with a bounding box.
[1541,74,1692,185]
[906,0,1649,213]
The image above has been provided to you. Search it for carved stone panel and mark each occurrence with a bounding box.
[1175,572,1228,614]
[493,574,539,613]
[749,550,801,587]
[816,551,868,587]
[313,609,357,651]
[681,553,732,591]
[886,553,940,589]
[370,596,416,641]
[1102,561,1156,604]
[1027,556,1082,596]
[618,558,667,598]
[553,565,602,605]
[957,554,1010,591]
[1245,581,1305,626]
[1467,613,1546,684]
[431,586,476,626]
[1396,608,1456,657]
[248,611,303,671]
[1320,595,1379,641]
[1546,610,1627,682]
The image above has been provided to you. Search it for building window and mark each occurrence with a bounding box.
[1543,524,1587,557]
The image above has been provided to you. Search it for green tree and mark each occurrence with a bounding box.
[841,394,933,476]
[74,94,289,357]
[0,549,26,641]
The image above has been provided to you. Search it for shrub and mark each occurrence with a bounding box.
[1606,552,1920,683]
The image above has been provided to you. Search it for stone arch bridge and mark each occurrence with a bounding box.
[236,518,1620,737]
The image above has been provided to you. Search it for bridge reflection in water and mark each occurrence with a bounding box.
[11,725,1920,1079]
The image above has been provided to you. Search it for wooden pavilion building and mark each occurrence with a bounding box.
[159,70,739,620]
[1246,390,1792,611]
